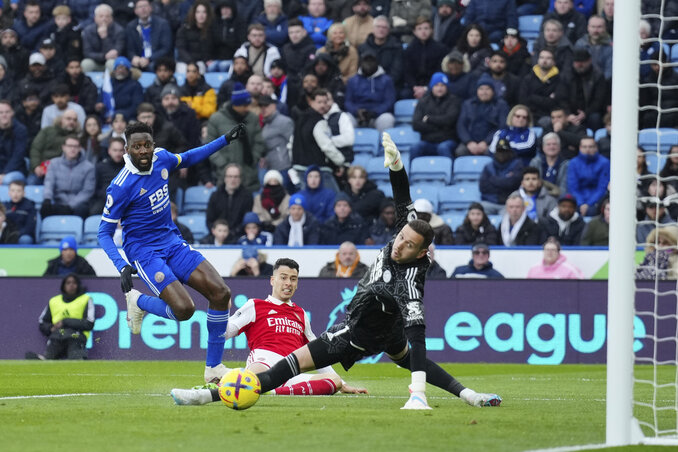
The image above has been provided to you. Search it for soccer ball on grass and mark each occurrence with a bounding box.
[218,368,261,410]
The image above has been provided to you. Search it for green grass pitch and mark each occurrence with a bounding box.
[0,361,675,452]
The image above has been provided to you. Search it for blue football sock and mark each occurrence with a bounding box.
[137,294,175,319]
[206,309,229,367]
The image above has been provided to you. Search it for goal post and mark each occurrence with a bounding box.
[605,0,641,446]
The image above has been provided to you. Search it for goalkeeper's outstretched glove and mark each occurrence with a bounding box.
[120,265,137,293]
[382,132,403,171]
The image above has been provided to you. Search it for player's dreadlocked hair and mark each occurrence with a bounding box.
[124,121,153,143]
[407,219,434,250]
[273,258,300,273]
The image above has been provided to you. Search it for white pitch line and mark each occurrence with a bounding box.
[0,393,168,400]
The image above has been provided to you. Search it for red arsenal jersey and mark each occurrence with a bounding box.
[234,297,312,356]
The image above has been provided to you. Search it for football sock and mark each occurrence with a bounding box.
[258,354,301,392]
[210,388,220,402]
[274,379,337,396]
[206,309,229,367]
[137,294,175,319]
[393,352,466,397]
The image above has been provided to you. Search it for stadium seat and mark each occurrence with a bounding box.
[352,153,371,169]
[173,73,186,86]
[353,128,380,155]
[672,43,678,73]
[366,156,390,183]
[438,183,481,214]
[182,186,216,214]
[594,128,607,142]
[383,125,420,152]
[83,215,101,245]
[24,185,44,209]
[376,181,393,198]
[174,187,184,215]
[638,128,678,153]
[410,156,453,185]
[452,155,492,183]
[205,72,229,91]
[645,153,667,174]
[441,212,466,231]
[530,126,543,139]
[138,72,156,89]
[86,71,104,90]
[0,185,8,202]
[39,215,83,244]
[586,128,593,137]
[393,99,417,124]
[488,214,502,229]
[410,183,439,212]
[177,214,208,241]
[519,15,543,39]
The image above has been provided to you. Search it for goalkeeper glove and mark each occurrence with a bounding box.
[224,123,246,144]
[120,265,137,293]
[382,132,403,171]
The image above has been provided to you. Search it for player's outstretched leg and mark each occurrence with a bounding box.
[125,289,145,334]
[187,261,232,383]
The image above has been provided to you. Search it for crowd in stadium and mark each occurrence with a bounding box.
[0,0,676,252]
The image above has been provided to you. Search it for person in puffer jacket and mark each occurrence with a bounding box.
[527,236,583,279]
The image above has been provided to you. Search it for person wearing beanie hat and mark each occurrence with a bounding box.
[273,192,321,245]
[253,169,290,228]
[319,191,370,245]
[410,71,460,161]
[413,198,454,245]
[207,75,266,193]
[455,71,509,158]
[298,165,336,223]
[541,192,586,245]
[37,273,95,360]
[43,236,96,276]
[108,55,144,121]
[237,211,274,247]
[235,132,502,410]
[230,81,251,106]
[558,45,607,131]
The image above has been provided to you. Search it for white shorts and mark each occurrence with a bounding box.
[246,348,314,386]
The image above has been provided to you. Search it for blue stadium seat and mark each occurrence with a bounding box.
[177,214,208,241]
[586,128,593,137]
[638,128,678,153]
[672,43,678,73]
[173,73,186,86]
[183,186,216,214]
[138,72,156,89]
[24,185,44,209]
[410,183,439,212]
[376,181,393,198]
[452,155,492,183]
[594,128,607,142]
[410,156,453,186]
[519,15,543,39]
[83,215,101,245]
[383,125,420,152]
[438,183,481,214]
[441,212,466,231]
[394,99,417,124]
[352,153,371,169]
[0,185,8,202]
[645,153,667,174]
[530,126,543,139]
[86,71,104,89]
[40,215,83,244]
[353,128,380,155]
[488,214,502,229]
[366,156,390,184]
[174,187,184,215]
[205,72,229,91]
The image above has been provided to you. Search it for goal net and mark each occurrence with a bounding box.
[608,0,678,446]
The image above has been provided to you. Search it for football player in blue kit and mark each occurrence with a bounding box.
[98,121,246,383]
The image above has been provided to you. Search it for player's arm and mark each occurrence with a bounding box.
[222,299,256,339]
[175,123,246,169]
[383,132,416,228]
[97,184,132,276]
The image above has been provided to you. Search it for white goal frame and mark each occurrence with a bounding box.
[607,0,678,446]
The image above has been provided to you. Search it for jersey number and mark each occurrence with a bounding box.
[149,184,169,207]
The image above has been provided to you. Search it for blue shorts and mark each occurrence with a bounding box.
[131,242,205,296]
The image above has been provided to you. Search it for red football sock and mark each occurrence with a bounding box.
[274,378,338,395]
